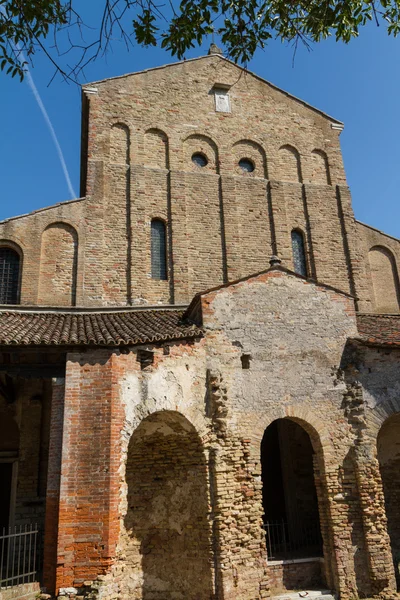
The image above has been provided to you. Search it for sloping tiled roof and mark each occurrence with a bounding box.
[356,313,400,346]
[0,308,201,347]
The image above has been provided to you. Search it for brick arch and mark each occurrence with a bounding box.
[251,405,334,458]
[0,239,24,256]
[277,144,303,183]
[368,245,400,313]
[311,149,331,185]
[120,409,213,600]
[110,122,130,164]
[38,222,78,306]
[232,139,268,177]
[257,409,337,590]
[125,402,210,443]
[183,133,219,173]
[119,401,211,523]
[367,397,400,444]
[144,127,169,169]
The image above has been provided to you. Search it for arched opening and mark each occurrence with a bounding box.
[124,411,213,600]
[110,122,130,164]
[151,219,167,280]
[38,223,78,306]
[144,128,168,169]
[291,229,308,277]
[184,133,219,173]
[277,145,303,183]
[0,247,21,305]
[261,419,323,561]
[368,246,400,313]
[232,139,268,178]
[311,149,331,185]
[377,414,400,589]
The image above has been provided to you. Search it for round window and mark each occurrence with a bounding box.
[239,158,255,173]
[192,153,208,168]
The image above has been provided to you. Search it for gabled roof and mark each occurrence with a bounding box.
[0,307,201,347]
[184,265,355,324]
[82,54,343,126]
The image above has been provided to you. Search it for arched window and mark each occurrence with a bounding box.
[151,220,167,280]
[0,247,20,304]
[291,230,307,277]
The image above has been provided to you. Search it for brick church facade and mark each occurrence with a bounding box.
[1,51,400,600]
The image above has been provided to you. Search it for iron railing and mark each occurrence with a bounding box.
[0,524,42,588]
[263,519,322,560]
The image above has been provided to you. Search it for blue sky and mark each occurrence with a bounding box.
[1,12,400,238]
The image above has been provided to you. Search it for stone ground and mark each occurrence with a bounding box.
[271,591,336,600]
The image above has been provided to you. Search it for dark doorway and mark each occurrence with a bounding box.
[0,462,13,532]
[261,419,323,560]
[377,414,400,590]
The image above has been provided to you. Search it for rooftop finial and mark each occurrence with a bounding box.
[269,255,282,267]
[208,42,224,56]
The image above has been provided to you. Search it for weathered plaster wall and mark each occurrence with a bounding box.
[48,271,399,600]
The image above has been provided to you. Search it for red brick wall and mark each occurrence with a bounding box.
[51,352,125,592]
[43,378,65,593]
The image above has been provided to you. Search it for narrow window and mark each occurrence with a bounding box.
[0,248,20,304]
[291,230,307,277]
[151,220,167,280]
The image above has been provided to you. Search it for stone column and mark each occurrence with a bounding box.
[354,446,397,596]
[343,381,397,597]
[321,464,359,599]
[206,371,269,600]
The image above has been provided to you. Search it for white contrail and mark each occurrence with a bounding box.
[22,66,77,199]
[1,7,77,199]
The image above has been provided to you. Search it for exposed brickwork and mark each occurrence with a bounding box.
[268,560,323,594]
[38,223,78,306]
[1,55,400,600]
[122,411,213,600]
[0,55,358,308]
[355,221,400,313]
[36,271,397,600]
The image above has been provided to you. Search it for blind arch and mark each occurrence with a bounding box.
[291,230,307,277]
[0,247,21,304]
[151,220,167,280]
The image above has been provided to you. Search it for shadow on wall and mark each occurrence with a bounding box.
[368,246,400,314]
[378,414,400,590]
[124,410,213,600]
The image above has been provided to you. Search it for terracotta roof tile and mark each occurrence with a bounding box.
[356,313,400,346]
[0,309,201,347]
